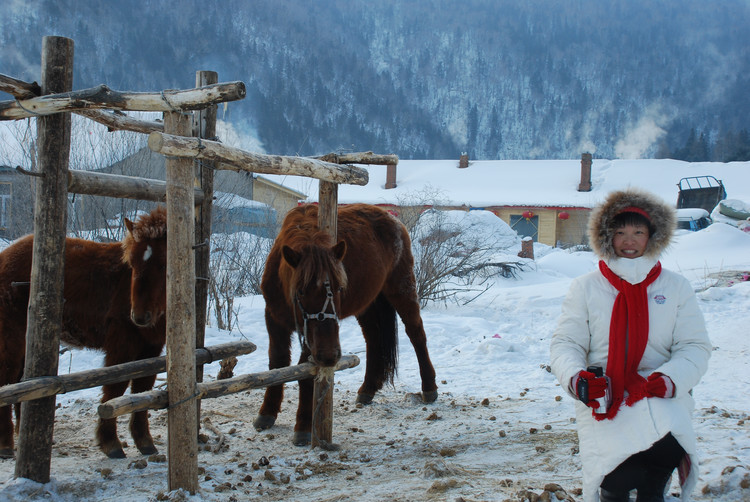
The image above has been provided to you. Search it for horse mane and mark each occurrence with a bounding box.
[280,206,348,300]
[286,242,348,299]
[121,206,167,262]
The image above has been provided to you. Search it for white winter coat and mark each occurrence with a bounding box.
[550,255,711,502]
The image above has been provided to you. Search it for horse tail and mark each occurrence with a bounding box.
[367,293,399,387]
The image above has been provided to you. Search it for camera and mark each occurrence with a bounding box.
[587,366,611,414]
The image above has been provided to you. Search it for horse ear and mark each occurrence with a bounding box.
[124,218,134,235]
[282,245,301,268]
[332,240,347,262]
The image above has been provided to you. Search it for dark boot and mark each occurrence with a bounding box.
[635,473,671,502]
[600,488,631,502]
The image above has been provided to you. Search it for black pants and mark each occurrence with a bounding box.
[600,433,685,493]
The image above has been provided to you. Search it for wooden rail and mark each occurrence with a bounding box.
[0,81,246,120]
[99,354,360,419]
[0,341,256,407]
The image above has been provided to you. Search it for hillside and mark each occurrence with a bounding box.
[1,0,748,159]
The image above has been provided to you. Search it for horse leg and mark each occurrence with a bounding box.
[0,402,14,460]
[0,402,12,459]
[253,308,293,431]
[97,379,130,458]
[128,372,158,455]
[386,288,438,403]
[293,349,314,446]
[0,323,24,459]
[354,295,397,404]
[128,344,162,455]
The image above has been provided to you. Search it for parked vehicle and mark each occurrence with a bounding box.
[676,207,712,231]
[676,175,726,212]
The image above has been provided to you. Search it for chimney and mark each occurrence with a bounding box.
[578,152,592,192]
[518,236,534,260]
[459,152,469,169]
[385,163,397,189]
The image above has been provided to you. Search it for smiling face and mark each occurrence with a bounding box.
[613,223,650,259]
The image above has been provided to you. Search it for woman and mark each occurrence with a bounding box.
[550,189,711,502]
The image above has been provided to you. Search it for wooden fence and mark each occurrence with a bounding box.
[0,35,397,493]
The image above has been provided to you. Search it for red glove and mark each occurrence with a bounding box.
[646,372,675,398]
[573,370,609,408]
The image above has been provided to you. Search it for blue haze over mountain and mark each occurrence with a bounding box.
[1,0,748,160]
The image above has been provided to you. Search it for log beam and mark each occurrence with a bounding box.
[148,132,369,186]
[0,341,256,407]
[312,181,339,449]
[0,72,41,99]
[0,81,246,120]
[98,355,360,419]
[63,169,204,204]
[313,151,399,166]
[76,109,164,134]
[164,110,198,493]
[1,73,164,133]
[15,34,73,484]
[192,71,217,400]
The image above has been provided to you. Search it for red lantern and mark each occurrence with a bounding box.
[558,211,570,220]
[522,210,534,219]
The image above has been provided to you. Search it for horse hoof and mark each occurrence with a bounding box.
[292,431,311,446]
[137,444,158,456]
[105,448,126,459]
[253,415,276,431]
[356,393,374,405]
[0,447,14,459]
[422,390,438,403]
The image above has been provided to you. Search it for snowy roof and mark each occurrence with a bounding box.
[263,158,750,209]
[213,191,271,210]
[3,118,748,211]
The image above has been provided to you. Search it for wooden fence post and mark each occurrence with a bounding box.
[192,70,217,418]
[14,35,74,483]
[312,180,339,448]
[164,110,198,493]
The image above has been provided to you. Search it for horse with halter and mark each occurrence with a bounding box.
[0,207,168,459]
[254,203,438,445]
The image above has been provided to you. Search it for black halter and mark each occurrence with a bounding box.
[294,279,339,349]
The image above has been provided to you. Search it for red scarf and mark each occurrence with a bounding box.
[596,260,662,420]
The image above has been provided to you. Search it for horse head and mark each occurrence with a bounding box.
[282,240,347,366]
[122,208,168,328]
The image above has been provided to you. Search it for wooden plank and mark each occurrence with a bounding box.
[99,355,360,419]
[15,35,73,484]
[147,132,369,186]
[0,81,246,120]
[164,110,198,493]
[0,341,256,407]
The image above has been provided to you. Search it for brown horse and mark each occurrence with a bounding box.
[0,207,168,459]
[254,203,438,445]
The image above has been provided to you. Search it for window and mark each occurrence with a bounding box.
[0,183,11,230]
[510,213,538,242]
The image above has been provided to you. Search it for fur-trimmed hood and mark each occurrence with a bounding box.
[587,189,676,260]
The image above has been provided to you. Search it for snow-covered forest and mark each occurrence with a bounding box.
[1,0,749,160]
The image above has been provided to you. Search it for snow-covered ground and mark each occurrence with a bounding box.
[2,221,750,501]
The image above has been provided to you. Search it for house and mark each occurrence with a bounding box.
[0,165,35,240]
[260,155,750,247]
